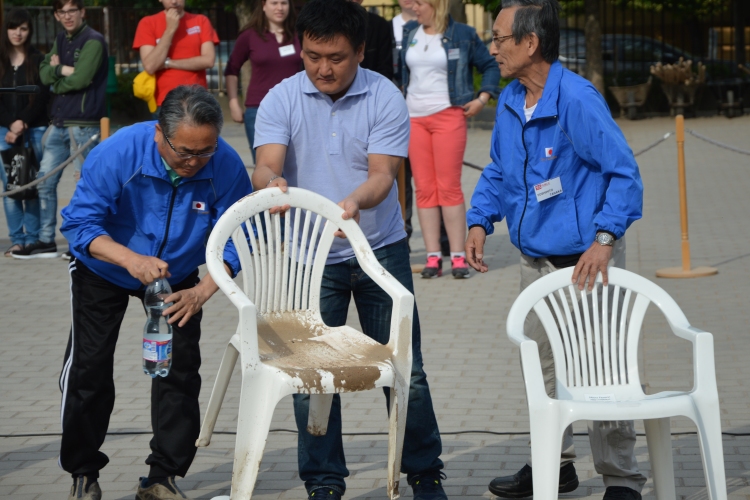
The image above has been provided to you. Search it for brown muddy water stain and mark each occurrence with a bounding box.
[257,312,393,393]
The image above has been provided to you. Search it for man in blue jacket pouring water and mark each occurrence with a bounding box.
[58,85,252,500]
[465,1,646,499]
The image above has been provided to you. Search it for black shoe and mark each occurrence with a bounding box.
[409,471,447,500]
[488,463,578,498]
[308,488,342,500]
[603,486,642,500]
[11,240,57,259]
[68,475,102,500]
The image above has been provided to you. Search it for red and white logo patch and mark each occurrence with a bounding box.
[545,147,553,158]
[192,201,207,211]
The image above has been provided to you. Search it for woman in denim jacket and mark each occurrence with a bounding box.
[399,0,499,279]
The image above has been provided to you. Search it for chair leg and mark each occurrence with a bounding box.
[196,341,239,447]
[307,394,334,436]
[529,408,563,500]
[693,401,728,500]
[386,382,409,500]
[644,418,676,500]
[230,371,286,500]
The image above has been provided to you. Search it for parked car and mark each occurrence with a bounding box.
[558,31,735,84]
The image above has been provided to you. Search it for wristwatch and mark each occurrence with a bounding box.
[165,58,171,69]
[595,232,615,247]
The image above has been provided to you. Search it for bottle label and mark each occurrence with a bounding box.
[143,338,172,362]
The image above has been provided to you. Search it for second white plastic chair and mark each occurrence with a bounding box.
[197,187,413,500]
[507,267,726,500]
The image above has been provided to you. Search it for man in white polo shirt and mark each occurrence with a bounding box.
[252,1,447,499]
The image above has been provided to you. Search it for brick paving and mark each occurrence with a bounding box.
[1,114,749,499]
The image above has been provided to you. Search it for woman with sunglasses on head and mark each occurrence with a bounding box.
[225,0,301,164]
[399,0,499,278]
[0,8,51,257]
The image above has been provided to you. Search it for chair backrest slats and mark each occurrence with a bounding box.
[272,212,283,311]
[248,223,263,312]
[618,289,632,384]
[601,284,612,385]
[308,220,337,312]
[510,268,688,394]
[301,214,323,310]
[610,285,621,384]
[549,292,576,387]
[280,213,292,312]
[253,214,269,314]
[579,287,599,386]
[567,285,590,387]
[294,210,313,311]
[287,208,302,311]
[232,224,254,299]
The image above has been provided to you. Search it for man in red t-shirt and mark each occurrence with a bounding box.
[133,0,219,108]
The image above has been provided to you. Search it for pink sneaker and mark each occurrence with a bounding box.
[451,255,470,278]
[421,255,443,278]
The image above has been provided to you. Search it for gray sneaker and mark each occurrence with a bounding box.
[68,476,102,500]
[135,477,192,500]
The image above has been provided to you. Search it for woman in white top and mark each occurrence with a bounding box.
[400,0,500,279]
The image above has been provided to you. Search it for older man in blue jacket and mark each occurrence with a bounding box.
[58,85,252,500]
[466,1,646,500]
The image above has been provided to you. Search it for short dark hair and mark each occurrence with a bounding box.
[296,0,367,52]
[54,0,84,12]
[158,85,224,138]
[501,0,560,64]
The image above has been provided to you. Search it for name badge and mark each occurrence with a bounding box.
[279,44,296,57]
[448,48,460,60]
[187,26,201,35]
[534,177,563,202]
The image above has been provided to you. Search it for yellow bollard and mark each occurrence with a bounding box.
[655,115,717,279]
[100,117,110,141]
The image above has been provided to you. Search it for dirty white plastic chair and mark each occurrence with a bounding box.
[507,267,726,500]
[197,187,413,500]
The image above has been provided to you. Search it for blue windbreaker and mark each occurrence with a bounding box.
[467,61,643,258]
[61,121,253,290]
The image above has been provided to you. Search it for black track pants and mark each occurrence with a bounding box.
[59,258,203,478]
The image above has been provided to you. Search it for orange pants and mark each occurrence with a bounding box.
[408,106,467,209]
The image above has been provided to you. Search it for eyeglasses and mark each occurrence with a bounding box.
[492,34,514,48]
[164,135,218,160]
[56,8,81,17]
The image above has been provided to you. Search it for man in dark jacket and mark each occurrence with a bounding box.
[58,86,252,500]
[351,0,394,79]
[12,0,107,259]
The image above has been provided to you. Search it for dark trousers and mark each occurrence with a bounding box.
[59,258,203,478]
[292,239,444,493]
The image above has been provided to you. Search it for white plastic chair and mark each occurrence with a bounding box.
[197,187,413,500]
[507,267,726,500]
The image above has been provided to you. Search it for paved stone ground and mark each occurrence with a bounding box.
[1,115,749,499]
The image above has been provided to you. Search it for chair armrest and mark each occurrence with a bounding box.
[355,247,414,356]
[519,340,551,405]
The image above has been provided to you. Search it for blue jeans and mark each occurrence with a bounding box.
[0,126,44,246]
[292,238,444,494]
[243,106,258,162]
[37,125,99,244]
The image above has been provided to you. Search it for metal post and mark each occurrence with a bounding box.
[656,115,718,279]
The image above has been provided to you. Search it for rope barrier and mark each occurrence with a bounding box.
[633,132,672,157]
[687,129,750,156]
[462,131,673,172]
[0,134,99,199]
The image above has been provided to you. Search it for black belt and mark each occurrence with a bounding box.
[545,253,583,269]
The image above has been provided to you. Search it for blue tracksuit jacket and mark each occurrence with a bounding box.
[466,61,643,258]
[61,121,253,289]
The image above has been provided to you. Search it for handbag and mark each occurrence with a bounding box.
[2,132,39,201]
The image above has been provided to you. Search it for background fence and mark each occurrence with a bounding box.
[3,1,748,103]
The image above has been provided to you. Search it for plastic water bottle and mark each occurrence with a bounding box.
[143,278,173,378]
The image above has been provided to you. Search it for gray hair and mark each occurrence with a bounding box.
[158,85,223,138]
[501,0,560,64]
